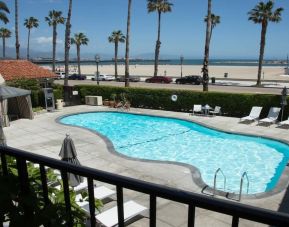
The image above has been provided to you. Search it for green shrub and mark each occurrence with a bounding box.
[74,85,285,118]
[6,78,41,91]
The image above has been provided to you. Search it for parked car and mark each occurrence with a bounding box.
[145,76,172,84]
[93,74,115,81]
[175,75,202,85]
[55,72,65,79]
[116,75,140,82]
[68,74,86,80]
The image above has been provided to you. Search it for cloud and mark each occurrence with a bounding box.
[34,36,63,45]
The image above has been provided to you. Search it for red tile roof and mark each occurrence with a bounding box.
[0,60,57,81]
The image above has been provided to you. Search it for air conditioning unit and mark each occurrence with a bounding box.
[85,96,103,106]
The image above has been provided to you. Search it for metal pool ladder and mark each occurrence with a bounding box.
[213,168,226,196]
[239,171,249,201]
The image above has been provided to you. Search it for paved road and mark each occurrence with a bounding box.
[54,79,284,95]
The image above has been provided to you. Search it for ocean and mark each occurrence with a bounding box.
[38,59,288,67]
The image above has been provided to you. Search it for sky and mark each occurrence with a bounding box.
[2,0,289,59]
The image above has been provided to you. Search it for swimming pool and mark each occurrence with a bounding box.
[60,112,289,194]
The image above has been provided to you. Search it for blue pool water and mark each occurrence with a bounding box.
[60,112,289,194]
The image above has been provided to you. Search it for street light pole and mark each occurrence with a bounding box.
[95,55,100,85]
[180,55,184,78]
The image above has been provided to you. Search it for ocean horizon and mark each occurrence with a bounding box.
[37,58,289,67]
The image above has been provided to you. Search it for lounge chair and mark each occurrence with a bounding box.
[279,117,289,127]
[258,107,281,126]
[191,105,203,115]
[95,200,147,227]
[54,179,96,193]
[75,186,116,214]
[240,106,262,123]
[209,106,221,116]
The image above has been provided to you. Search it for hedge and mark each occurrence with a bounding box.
[74,85,287,119]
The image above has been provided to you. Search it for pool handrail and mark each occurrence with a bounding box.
[239,171,250,201]
[213,168,227,196]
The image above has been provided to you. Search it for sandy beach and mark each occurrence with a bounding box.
[76,64,287,81]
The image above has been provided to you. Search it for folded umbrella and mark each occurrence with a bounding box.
[59,134,83,187]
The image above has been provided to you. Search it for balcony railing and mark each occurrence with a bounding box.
[1,145,289,227]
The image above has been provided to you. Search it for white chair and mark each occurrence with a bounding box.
[95,200,147,227]
[258,107,281,126]
[240,106,263,123]
[192,105,203,115]
[75,186,116,214]
[279,117,289,127]
[54,179,95,193]
[209,106,221,116]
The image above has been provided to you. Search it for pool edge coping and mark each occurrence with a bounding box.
[55,109,289,200]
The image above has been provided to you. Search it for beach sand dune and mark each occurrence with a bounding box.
[79,64,286,81]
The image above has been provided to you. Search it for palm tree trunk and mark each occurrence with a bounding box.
[27,29,30,60]
[2,38,5,58]
[114,41,118,79]
[202,0,212,92]
[64,0,72,103]
[257,21,267,87]
[77,45,81,75]
[154,11,162,77]
[125,0,132,87]
[15,0,20,59]
[52,25,57,72]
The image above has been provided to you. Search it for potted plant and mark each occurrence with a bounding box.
[103,99,110,106]
[110,93,117,107]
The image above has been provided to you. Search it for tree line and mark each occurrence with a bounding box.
[0,0,284,93]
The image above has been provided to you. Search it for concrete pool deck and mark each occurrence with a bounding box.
[4,105,289,227]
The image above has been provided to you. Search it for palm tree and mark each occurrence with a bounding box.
[64,0,72,93]
[248,1,283,86]
[15,0,20,59]
[108,30,125,79]
[202,0,212,92]
[24,17,39,60]
[125,0,132,87]
[204,13,220,43]
[45,10,65,72]
[0,1,10,24]
[71,33,89,76]
[0,28,11,58]
[147,0,173,77]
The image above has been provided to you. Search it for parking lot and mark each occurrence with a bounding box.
[54,78,287,95]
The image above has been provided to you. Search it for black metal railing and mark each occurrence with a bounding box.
[1,146,289,227]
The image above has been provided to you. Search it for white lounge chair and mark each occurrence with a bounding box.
[209,106,221,116]
[258,107,281,126]
[192,105,203,115]
[54,179,95,192]
[95,200,147,227]
[75,186,116,214]
[240,106,262,123]
[279,117,289,127]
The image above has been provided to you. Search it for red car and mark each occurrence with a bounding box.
[145,76,172,84]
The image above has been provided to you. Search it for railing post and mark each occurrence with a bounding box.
[88,177,96,226]
[116,186,124,227]
[61,171,73,227]
[232,216,239,227]
[0,153,8,176]
[150,195,156,227]
[16,157,29,194]
[40,164,49,206]
[187,204,195,227]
